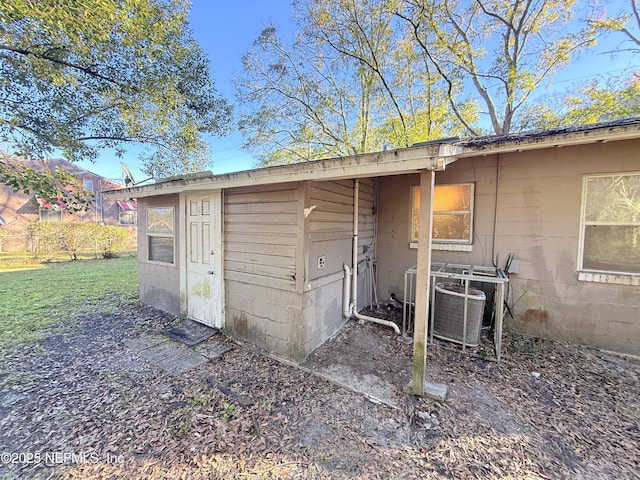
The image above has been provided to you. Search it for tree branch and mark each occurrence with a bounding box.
[0,44,131,91]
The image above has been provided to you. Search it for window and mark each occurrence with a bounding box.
[412,183,474,244]
[579,173,640,275]
[147,207,174,264]
[117,200,137,226]
[37,197,63,222]
[120,210,136,225]
[39,208,62,222]
[82,178,94,193]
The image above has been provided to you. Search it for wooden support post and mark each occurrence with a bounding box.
[411,169,435,395]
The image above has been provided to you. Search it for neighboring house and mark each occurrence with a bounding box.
[104,119,640,363]
[0,158,137,251]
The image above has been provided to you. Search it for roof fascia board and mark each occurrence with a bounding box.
[104,145,450,199]
[458,126,640,158]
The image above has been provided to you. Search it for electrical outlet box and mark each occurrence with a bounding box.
[317,255,326,270]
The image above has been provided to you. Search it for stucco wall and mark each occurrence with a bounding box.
[377,162,498,300]
[376,140,640,355]
[494,139,640,355]
[376,174,418,300]
[137,194,181,315]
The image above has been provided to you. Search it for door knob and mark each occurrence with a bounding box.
[207,270,214,275]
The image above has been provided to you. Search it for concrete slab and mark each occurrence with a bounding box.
[194,340,232,360]
[123,334,167,353]
[404,381,448,401]
[317,364,399,408]
[137,342,209,375]
[424,382,448,401]
[124,334,210,375]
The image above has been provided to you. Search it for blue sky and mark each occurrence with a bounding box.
[187,0,294,176]
[79,0,294,182]
[78,0,636,183]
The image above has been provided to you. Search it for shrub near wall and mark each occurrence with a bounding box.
[0,229,8,252]
[26,222,132,260]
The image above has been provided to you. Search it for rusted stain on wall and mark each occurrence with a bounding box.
[523,308,549,325]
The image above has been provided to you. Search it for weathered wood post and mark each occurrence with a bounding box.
[411,169,435,395]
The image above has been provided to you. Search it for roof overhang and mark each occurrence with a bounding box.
[458,119,640,158]
[104,143,460,199]
[103,118,640,200]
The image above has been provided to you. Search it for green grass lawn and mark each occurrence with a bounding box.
[0,255,138,352]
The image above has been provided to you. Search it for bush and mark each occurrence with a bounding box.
[92,224,132,258]
[27,222,65,258]
[60,222,92,260]
[0,229,8,252]
[27,222,132,260]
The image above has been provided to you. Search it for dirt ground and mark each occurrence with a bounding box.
[0,300,638,479]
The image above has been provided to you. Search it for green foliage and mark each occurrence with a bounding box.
[91,224,132,258]
[397,0,595,135]
[27,222,65,258]
[221,402,237,420]
[26,222,132,259]
[0,154,93,212]
[237,0,615,166]
[0,0,232,197]
[237,0,471,165]
[0,229,8,252]
[188,394,209,407]
[0,255,138,351]
[587,0,640,53]
[168,409,192,438]
[517,73,640,130]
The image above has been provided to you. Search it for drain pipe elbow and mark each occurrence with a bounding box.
[353,310,401,335]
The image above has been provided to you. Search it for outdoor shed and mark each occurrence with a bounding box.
[105,118,640,368]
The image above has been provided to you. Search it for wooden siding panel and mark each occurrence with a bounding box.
[225,241,296,257]
[226,201,298,214]
[225,222,297,235]
[224,186,298,293]
[225,260,294,280]
[225,232,296,246]
[226,250,295,269]
[225,190,298,204]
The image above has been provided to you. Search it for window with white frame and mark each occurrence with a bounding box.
[117,200,137,226]
[119,210,136,225]
[37,197,63,222]
[39,208,62,222]
[412,183,474,244]
[147,207,174,264]
[579,173,640,275]
[82,178,94,193]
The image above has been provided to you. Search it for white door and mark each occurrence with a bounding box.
[185,192,223,328]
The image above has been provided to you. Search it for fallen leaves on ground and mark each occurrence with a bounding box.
[0,300,638,479]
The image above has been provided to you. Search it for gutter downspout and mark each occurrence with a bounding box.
[344,179,400,335]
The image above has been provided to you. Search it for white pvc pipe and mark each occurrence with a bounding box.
[351,179,359,309]
[349,179,400,335]
[353,302,401,335]
[342,264,352,318]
